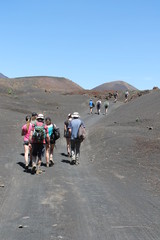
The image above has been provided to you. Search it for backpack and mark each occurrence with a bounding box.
[33,123,45,143]
[51,127,60,141]
[104,101,109,108]
[97,101,101,108]
[78,124,86,142]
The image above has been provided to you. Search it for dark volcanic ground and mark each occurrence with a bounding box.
[0,89,160,240]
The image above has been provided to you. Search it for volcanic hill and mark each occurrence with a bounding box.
[0,76,84,94]
[92,80,138,91]
[0,73,8,78]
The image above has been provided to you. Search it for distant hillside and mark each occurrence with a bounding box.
[92,80,138,91]
[0,73,8,78]
[0,76,84,93]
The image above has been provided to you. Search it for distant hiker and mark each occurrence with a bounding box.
[104,99,109,115]
[113,91,118,103]
[68,112,85,165]
[64,113,72,156]
[31,112,38,125]
[29,112,38,166]
[45,117,56,167]
[96,99,102,115]
[124,90,129,103]
[21,115,32,171]
[89,99,94,114]
[29,114,49,174]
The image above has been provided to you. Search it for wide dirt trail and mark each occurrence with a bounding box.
[0,102,160,240]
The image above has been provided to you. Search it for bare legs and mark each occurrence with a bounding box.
[24,144,29,167]
[46,143,55,167]
[66,138,71,156]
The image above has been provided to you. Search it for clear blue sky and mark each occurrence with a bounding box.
[0,0,160,90]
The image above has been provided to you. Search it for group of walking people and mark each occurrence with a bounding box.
[89,90,130,115]
[22,111,85,174]
[21,91,130,174]
[89,98,109,115]
[113,90,129,103]
[21,112,56,174]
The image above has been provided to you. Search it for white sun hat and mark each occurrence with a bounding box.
[37,113,44,120]
[72,112,80,118]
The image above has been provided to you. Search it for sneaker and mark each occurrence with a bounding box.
[71,160,76,165]
[71,154,75,161]
[31,165,36,174]
[25,165,29,172]
[25,164,28,169]
[36,169,42,175]
[49,160,54,167]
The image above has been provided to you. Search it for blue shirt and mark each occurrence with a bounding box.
[47,124,53,137]
[68,118,85,140]
[89,100,93,107]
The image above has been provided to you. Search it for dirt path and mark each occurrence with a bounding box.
[0,101,160,240]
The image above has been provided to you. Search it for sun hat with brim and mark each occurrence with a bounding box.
[37,114,44,120]
[72,112,80,118]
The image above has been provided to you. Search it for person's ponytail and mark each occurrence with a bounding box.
[25,115,31,131]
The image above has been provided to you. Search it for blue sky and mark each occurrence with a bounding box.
[0,0,160,90]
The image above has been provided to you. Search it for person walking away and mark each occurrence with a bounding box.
[104,98,109,115]
[45,117,56,167]
[29,112,38,166]
[64,113,72,156]
[113,91,118,103]
[21,115,32,171]
[124,90,129,103]
[96,99,102,115]
[31,112,38,125]
[68,112,85,165]
[29,114,49,174]
[89,99,94,114]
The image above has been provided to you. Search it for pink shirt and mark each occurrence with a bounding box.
[22,123,32,142]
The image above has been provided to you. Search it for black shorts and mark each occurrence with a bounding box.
[23,141,29,146]
[45,137,55,144]
[32,143,45,160]
[50,139,55,144]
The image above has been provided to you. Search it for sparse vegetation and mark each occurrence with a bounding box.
[7,88,13,95]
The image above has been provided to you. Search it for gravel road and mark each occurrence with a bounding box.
[0,92,160,240]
